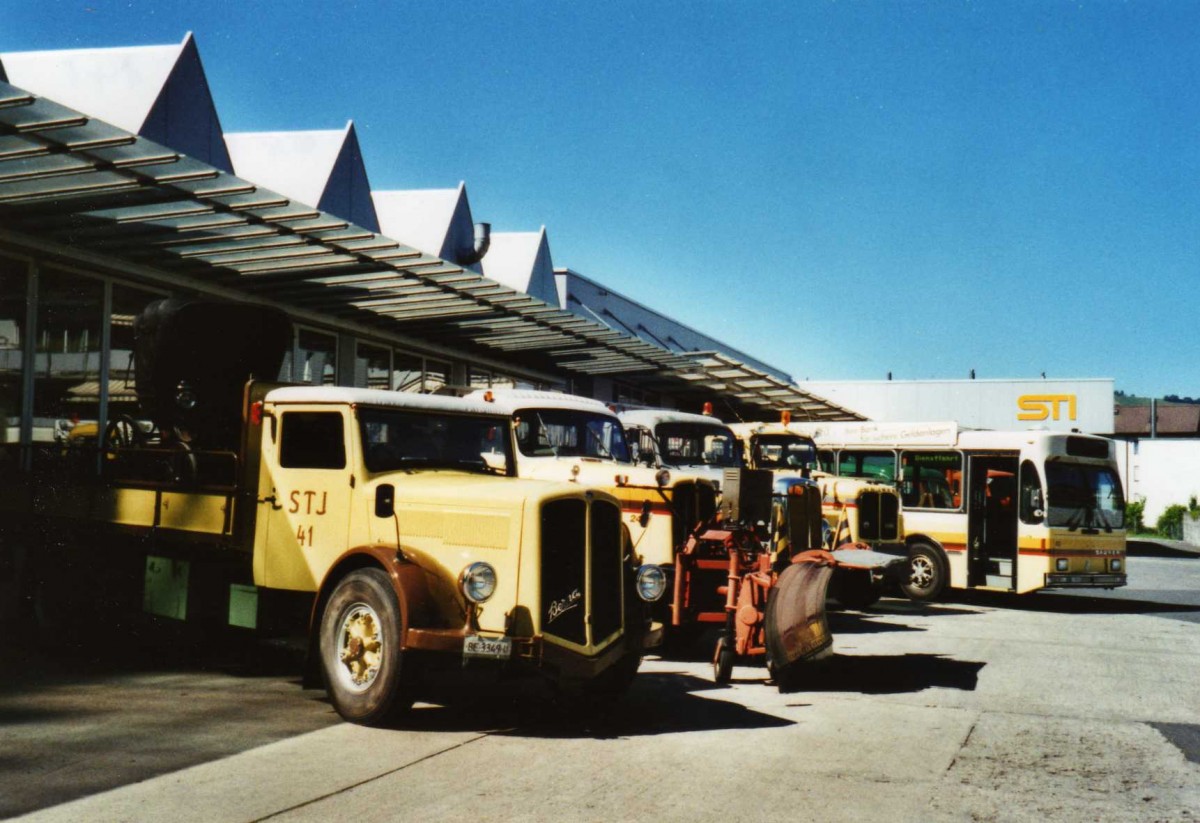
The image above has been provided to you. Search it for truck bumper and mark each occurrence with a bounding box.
[1045,573,1127,588]
[404,624,640,680]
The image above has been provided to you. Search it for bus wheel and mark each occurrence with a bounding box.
[901,543,946,602]
[319,568,413,726]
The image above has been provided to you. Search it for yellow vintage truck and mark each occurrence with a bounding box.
[464,390,839,682]
[464,389,717,571]
[0,300,650,725]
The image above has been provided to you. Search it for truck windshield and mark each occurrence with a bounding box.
[655,423,741,468]
[753,434,817,470]
[514,409,631,462]
[358,408,511,475]
[1045,462,1125,531]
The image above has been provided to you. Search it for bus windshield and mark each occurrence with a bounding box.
[1045,463,1125,531]
[655,423,741,468]
[753,434,817,470]
[514,409,631,462]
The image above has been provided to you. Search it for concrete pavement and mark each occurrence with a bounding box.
[8,576,1200,823]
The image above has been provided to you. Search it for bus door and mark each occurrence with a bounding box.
[966,453,1020,589]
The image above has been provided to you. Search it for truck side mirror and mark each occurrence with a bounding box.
[638,499,652,528]
[375,484,395,518]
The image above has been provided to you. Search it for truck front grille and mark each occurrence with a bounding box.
[589,500,623,644]
[540,497,624,649]
[859,491,901,541]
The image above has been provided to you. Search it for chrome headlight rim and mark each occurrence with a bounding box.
[460,561,497,604]
[635,564,667,603]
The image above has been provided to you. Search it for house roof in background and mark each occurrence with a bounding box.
[1114,403,1200,435]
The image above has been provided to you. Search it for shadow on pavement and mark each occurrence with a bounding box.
[781,653,984,695]
[1127,539,1200,559]
[865,598,981,618]
[656,598,975,664]
[0,629,337,820]
[1151,722,1200,764]
[828,610,925,635]
[394,671,796,740]
[948,589,1200,615]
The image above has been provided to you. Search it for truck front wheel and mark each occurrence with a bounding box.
[319,568,413,725]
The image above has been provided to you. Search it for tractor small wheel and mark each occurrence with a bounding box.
[713,635,735,684]
[319,568,413,726]
[901,542,946,602]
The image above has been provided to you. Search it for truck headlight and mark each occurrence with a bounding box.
[1111,558,1122,572]
[1056,558,1069,571]
[460,562,497,603]
[636,564,667,602]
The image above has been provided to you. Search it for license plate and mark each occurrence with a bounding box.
[463,634,512,660]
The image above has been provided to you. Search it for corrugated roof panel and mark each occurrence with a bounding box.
[0,79,862,420]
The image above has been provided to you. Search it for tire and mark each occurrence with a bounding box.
[319,568,413,725]
[104,415,145,449]
[713,635,735,684]
[832,569,882,610]
[901,542,946,602]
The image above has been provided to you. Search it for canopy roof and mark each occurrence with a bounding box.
[0,81,862,421]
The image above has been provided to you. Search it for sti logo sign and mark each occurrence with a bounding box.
[1017,394,1077,422]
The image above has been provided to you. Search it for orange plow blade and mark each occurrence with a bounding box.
[763,555,835,689]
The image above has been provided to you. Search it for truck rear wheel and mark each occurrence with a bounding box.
[319,568,413,725]
[901,542,946,602]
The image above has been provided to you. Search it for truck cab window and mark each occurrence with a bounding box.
[817,450,835,473]
[280,412,346,469]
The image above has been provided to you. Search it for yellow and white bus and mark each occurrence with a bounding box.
[788,421,1127,600]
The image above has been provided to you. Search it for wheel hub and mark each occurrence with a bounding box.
[337,604,383,691]
[910,557,933,588]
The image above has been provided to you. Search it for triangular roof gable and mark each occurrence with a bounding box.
[0,33,231,172]
[318,122,379,233]
[373,188,458,258]
[483,228,558,305]
[372,183,481,270]
[225,123,378,231]
[140,33,232,173]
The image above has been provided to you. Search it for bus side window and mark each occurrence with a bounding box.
[838,451,858,476]
[901,450,961,509]
[844,450,896,482]
[1019,460,1044,524]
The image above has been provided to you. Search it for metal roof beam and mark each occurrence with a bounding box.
[378,304,496,321]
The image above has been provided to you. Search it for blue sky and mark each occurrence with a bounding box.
[3,1,1197,397]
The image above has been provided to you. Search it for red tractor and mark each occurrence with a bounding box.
[670,470,902,686]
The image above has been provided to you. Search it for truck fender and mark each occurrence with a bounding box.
[304,546,448,685]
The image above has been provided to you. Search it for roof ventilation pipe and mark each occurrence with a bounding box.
[457,222,491,266]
